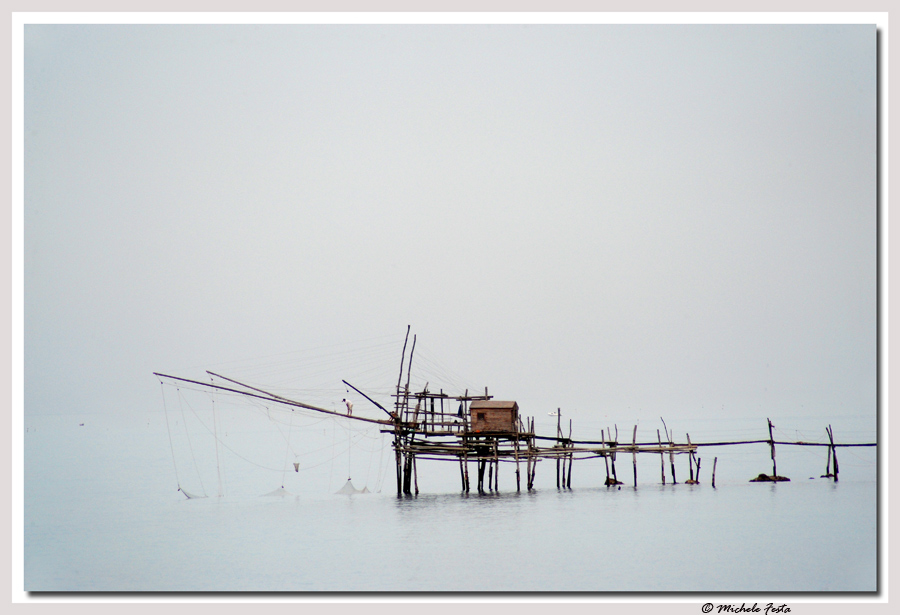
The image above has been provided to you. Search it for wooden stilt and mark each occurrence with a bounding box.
[767,419,777,479]
[658,429,666,485]
[515,435,521,492]
[686,433,695,483]
[632,424,638,488]
[603,429,611,486]
[669,430,677,484]
[494,440,500,492]
[829,425,839,481]
[395,438,402,496]
[464,450,470,492]
[477,459,485,494]
[525,437,532,491]
[610,426,619,484]
[712,457,717,488]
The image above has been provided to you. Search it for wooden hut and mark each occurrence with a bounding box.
[469,400,519,434]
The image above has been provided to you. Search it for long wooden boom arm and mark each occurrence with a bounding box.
[153,372,394,426]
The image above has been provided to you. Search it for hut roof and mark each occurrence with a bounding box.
[469,400,518,410]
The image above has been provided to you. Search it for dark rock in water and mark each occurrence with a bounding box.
[750,473,790,482]
[684,479,700,485]
[605,477,623,486]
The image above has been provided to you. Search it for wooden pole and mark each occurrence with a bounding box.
[494,440,500,492]
[395,326,410,414]
[413,453,419,495]
[464,445,470,492]
[478,458,485,494]
[403,336,417,418]
[658,429,666,485]
[687,433,694,482]
[632,424,638,488]
[603,429,611,485]
[515,433,521,492]
[828,425,839,481]
[669,428,677,484]
[405,448,413,494]
[395,435,402,496]
[767,418,777,478]
[526,429,532,491]
[567,419,573,489]
[487,457,493,492]
[556,409,562,489]
[611,425,618,483]
[712,457,717,488]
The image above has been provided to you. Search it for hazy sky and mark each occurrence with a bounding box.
[23,24,876,426]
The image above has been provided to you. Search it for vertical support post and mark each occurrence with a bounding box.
[463,442,470,493]
[828,425,839,481]
[687,433,694,482]
[494,440,499,492]
[413,453,419,495]
[556,409,562,489]
[669,428,677,484]
[712,457,718,488]
[530,418,537,488]
[658,429,666,485]
[394,435,402,497]
[514,434,521,492]
[632,424,638,488]
[603,429,611,485]
[609,425,619,483]
[767,418,777,478]
[477,458,485,494]
[525,429,532,491]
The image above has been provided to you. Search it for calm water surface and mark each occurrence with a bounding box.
[23,412,877,592]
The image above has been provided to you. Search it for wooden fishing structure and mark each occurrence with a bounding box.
[154,328,877,496]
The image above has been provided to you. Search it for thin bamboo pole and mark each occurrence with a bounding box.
[632,424,638,488]
[515,433,521,492]
[828,425,839,481]
[767,418,777,478]
[494,440,500,492]
[658,429,666,485]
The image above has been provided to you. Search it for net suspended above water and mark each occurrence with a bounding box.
[335,479,369,495]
